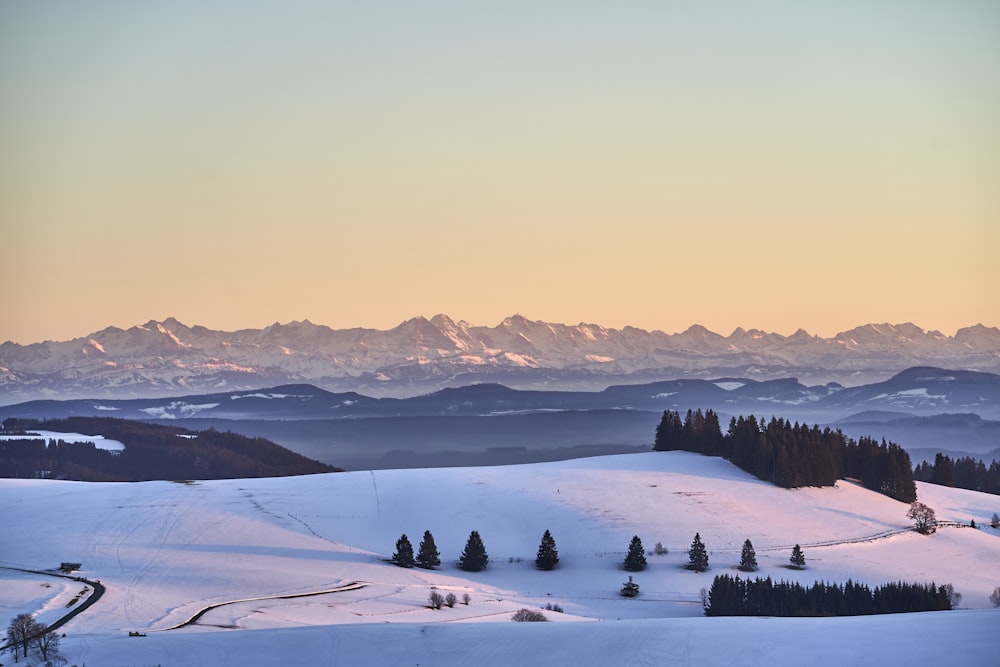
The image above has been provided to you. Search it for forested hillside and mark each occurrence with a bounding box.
[654,409,916,502]
[0,417,339,481]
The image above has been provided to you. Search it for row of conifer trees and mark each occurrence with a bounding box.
[624,534,806,573]
[704,575,956,616]
[392,529,559,572]
[654,409,917,502]
[393,530,807,575]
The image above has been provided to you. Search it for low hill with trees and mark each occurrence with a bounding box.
[0,417,339,481]
[913,452,1000,496]
[654,409,916,502]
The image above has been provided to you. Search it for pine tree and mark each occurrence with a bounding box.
[535,529,559,570]
[459,530,489,572]
[789,544,806,569]
[654,410,684,451]
[392,533,415,567]
[623,535,647,571]
[738,538,757,572]
[686,533,709,572]
[416,530,440,569]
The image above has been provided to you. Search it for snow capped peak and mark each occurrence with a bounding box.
[156,322,191,349]
[500,314,533,329]
[679,324,720,338]
[3,316,999,401]
[429,313,458,329]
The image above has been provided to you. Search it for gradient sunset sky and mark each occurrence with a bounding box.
[2,1,997,344]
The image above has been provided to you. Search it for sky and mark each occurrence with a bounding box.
[2,1,998,344]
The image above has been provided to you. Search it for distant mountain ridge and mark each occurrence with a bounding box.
[3,367,999,422]
[3,367,999,470]
[1,315,998,403]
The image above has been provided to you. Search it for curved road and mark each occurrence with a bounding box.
[0,566,105,650]
[158,581,370,630]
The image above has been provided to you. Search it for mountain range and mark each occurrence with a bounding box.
[2,315,999,403]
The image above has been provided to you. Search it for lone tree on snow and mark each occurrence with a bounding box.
[908,501,938,534]
[459,530,489,572]
[623,535,647,572]
[416,530,441,569]
[686,533,709,572]
[620,575,640,597]
[738,539,758,572]
[789,544,806,569]
[535,529,559,570]
[392,533,415,567]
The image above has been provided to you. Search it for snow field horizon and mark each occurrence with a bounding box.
[1,451,997,665]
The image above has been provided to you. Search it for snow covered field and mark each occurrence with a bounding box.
[1,451,996,665]
[0,430,125,451]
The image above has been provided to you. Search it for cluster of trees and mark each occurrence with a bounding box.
[704,575,958,617]
[392,530,442,569]
[395,529,561,573]
[654,410,917,502]
[427,590,468,609]
[914,453,1000,496]
[5,613,60,663]
[0,417,337,481]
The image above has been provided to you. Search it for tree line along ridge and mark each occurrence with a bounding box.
[654,409,917,502]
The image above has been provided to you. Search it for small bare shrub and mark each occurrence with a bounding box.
[445,592,457,608]
[511,608,548,622]
[462,593,471,605]
[428,591,444,609]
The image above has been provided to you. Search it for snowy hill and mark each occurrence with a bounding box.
[1,452,996,665]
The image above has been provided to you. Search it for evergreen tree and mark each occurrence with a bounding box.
[623,535,647,571]
[459,530,489,572]
[702,409,726,456]
[535,529,559,570]
[789,544,806,569]
[932,452,956,486]
[416,530,441,569]
[738,538,757,572]
[620,575,640,597]
[392,533,415,567]
[686,532,709,572]
[653,410,684,451]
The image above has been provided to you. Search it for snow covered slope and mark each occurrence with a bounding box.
[1,452,996,665]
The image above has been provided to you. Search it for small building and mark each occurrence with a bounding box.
[60,562,82,572]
